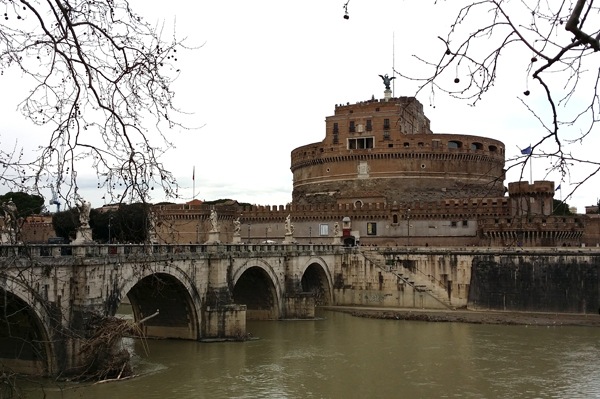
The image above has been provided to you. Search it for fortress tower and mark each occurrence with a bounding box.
[291,96,506,206]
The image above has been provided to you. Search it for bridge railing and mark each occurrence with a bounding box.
[0,243,345,259]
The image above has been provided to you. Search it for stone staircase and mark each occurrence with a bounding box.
[360,250,455,310]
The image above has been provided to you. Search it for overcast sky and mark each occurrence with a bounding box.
[2,0,599,212]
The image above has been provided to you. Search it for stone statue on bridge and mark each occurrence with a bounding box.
[1,198,18,244]
[285,214,294,236]
[332,221,342,245]
[232,217,242,244]
[2,198,17,232]
[209,209,219,232]
[73,195,93,244]
[283,214,296,244]
[76,196,91,228]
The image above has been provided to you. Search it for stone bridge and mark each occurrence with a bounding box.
[2,243,600,377]
[0,243,338,376]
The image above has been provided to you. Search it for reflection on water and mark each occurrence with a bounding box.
[24,309,600,399]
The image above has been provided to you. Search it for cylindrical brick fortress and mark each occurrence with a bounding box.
[291,97,505,205]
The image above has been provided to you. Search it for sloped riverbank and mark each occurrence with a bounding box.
[324,306,600,327]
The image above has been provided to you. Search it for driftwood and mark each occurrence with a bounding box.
[77,310,159,382]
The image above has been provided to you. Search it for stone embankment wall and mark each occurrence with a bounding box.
[469,252,600,313]
[332,248,600,314]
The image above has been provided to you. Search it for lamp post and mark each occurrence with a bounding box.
[108,214,112,244]
[406,208,411,247]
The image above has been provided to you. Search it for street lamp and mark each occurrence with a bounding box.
[108,214,113,244]
[406,208,411,247]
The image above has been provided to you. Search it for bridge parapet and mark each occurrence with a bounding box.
[0,243,345,260]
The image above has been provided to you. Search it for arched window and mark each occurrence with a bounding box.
[448,140,462,149]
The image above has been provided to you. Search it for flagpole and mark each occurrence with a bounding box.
[392,32,395,97]
[193,166,196,200]
[529,157,532,184]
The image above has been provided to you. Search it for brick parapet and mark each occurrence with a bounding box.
[290,134,505,171]
[237,197,512,222]
[508,180,555,196]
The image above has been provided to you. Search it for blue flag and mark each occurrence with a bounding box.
[521,145,532,155]
[556,184,561,190]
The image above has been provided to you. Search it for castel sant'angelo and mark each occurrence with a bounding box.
[154,77,600,247]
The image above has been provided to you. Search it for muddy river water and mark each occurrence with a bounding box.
[25,309,600,398]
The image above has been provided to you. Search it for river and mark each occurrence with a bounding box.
[24,309,600,398]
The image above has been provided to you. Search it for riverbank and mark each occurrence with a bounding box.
[322,306,600,327]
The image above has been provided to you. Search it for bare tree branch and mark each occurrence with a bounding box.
[1,0,194,206]
[397,0,600,195]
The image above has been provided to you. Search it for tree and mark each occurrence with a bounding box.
[0,191,44,218]
[91,203,149,243]
[52,203,149,243]
[552,199,572,215]
[1,0,188,207]
[398,0,600,200]
[52,207,79,240]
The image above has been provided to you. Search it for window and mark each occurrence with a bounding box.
[471,142,483,150]
[448,140,462,149]
[366,119,372,131]
[451,221,457,228]
[489,145,498,152]
[432,140,440,149]
[349,121,355,133]
[383,118,390,129]
[367,222,377,235]
[319,224,329,236]
[333,123,339,133]
[462,220,468,227]
[392,214,398,224]
[348,137,374,149]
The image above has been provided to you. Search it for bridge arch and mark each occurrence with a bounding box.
[116,266,201,340]
[231,259,282,320]
[300,257,334,305]
[0,278,57,375]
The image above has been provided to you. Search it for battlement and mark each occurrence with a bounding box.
[334,96,423,112]
[237,196,512,221]
[508,181,555,196]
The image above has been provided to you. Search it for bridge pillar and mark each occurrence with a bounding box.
[283,293,315,319]
[203,253,247,340]
[283,257,316,318]
[203,304,247,340]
